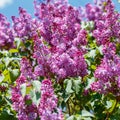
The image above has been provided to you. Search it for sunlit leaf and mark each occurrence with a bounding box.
[20,83,26,97]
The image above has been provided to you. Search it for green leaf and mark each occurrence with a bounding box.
[2,69,20,83]
[91,65,96,70]
[20,83,26,97]
[4,58,10,67]
[32,80,41,92]
[4,97,12,106]
[83,117,92,120]
[97,46,103,55]
[30,89,40,106]
[0,62,5,71]
[86,77,95,89]
[25,39,33,48]
[110,107,120,119]
[64,94,71,103]
[108,99,117,113]
[10,69,20,82]
[9,49,18,53]
[3,70,11,83]
[89,50,96,58]
[81,110,94,117]
[0,110,17,120]
[106,101,112,109]
[26,85,32,94]
[0,75,4,82]
[66,115,77,120]
[65,80,74,94]
[14,38,23,49]
[73,79,81,94]
[85,59,91,66]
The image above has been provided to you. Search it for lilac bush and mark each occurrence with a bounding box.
[0,0,120,120]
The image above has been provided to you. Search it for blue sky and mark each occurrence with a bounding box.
[0,0,120,21]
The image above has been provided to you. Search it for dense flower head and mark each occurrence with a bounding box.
[39,79,63,120]
[20,57,34,79]
[12,88,38,120]
[11,86,25,112]
[33,37,51,77]
[91,43,120,96]
[33,38,88,80]
[34,0,81,46]
[33,0,88,80]
[11,75,38,120]
[85,3,102,21]
[102,42,116,59]
[12,7,40,41]
[93,0,120,45]
[49,48,87,80]
[0,14,14,49]
[16,75,27,86]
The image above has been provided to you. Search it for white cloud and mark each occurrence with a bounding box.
[0,0,13,9]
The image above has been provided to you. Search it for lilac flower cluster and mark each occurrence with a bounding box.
[0,14,14,49]
[20,57,34,79]
[49,48,87,79]
[12,7,40,41]
[34,0,81,46]
[93,0,120,45]
[33,0,88,80]
[91,43,120,96]
[39,79,63,120]
[33,37,51,77]
[12,55,63,119]
[89,0,120,96]
[12,76,63,120]
[11,75,38,120]
[11,57,39,120]
[85,3,102,21]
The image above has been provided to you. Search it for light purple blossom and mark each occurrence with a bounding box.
[0,14,14,49]
[11,75,38,120]
[39,79,63,120]
[93,0,120,45]
[91,43,120,96]
[12,7,40,41]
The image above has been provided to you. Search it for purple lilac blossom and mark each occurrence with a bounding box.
[33,0,88,80]
[0,14,14,49]
[93,0,120,45]
[12,75,38,120]
[39,79,63,120]
[91,43,120,96]
[12,7,40,41]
